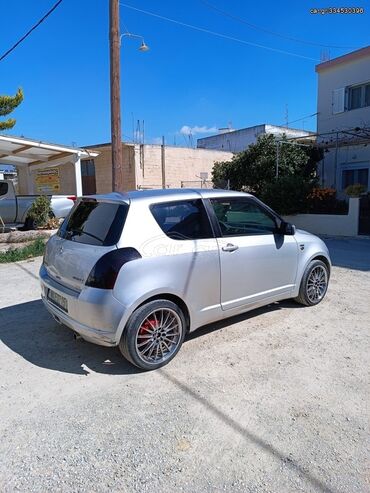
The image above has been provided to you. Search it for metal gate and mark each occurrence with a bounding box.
[359,194,370,235]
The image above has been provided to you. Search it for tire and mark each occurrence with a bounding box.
[119,299,186,371]
[294,259,329,306]
[22,216,36,231]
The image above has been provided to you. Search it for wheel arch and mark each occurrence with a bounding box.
[135,293,191,333]
[310,254,331,275]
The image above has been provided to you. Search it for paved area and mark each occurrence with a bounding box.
[322,236,370,271]
[0,238,369,492]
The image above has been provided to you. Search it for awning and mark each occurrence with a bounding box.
[0,134,99,196]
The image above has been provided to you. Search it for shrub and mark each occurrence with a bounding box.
[345,183,366,197]
[307,187,347,214]
[26,195,52,228]
[259,175,313,215]
[212,134,321,195]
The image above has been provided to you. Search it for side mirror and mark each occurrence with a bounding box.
[278,221,296,235]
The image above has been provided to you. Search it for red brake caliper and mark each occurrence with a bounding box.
[139,318,157,338]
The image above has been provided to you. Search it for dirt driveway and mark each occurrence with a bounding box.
[0,238,369,492]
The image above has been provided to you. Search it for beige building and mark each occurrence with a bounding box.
[78,143,233,195]
[316,46,370,191]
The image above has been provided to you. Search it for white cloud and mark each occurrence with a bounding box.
[180,125,218,136]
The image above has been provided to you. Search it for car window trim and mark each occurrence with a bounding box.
[207,196,280,238]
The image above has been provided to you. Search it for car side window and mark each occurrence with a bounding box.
[210,198,277,236]
[151,199,213,240]
[0,182,8,196]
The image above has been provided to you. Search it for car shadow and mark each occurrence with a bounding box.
[0,299,137,376]
[186,299,301,341]
[0,298,304,376]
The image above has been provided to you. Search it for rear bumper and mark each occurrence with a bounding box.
[39,264,125,346]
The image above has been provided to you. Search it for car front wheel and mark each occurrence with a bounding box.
[119,300,186,370]
[295,259,329,306]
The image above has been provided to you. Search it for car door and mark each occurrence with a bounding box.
[208,196,298,310]
[0,182,16,223]
[149,198,220,320]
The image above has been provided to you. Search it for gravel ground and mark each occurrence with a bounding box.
[0,238,369,493]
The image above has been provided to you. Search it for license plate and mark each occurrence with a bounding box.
[47,289,68,312]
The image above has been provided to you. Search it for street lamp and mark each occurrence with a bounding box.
[120,32,150,52]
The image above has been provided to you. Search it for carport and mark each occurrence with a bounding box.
[0,134,98,196]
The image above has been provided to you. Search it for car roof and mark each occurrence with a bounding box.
[86,188,251,204]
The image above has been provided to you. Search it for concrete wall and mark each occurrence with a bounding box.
[83,143,233,192]
[135,145,233,189]
[17,163,77,195]
[317,54,370,134]
[90,144,136,194]
[283,198,360,237]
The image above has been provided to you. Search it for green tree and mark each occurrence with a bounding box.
[0,88,24,131]
[212,133,320,196]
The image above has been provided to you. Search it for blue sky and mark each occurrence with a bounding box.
[0,0,368,148]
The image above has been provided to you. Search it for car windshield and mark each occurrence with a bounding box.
[58,199,128,246]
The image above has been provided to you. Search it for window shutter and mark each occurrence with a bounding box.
[332,88,345,114]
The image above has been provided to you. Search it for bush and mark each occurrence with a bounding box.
[212,133,321,195]
[26,195,52,228]
[307,187,348,214]
[345,183,366,197]
[259,176,313,215]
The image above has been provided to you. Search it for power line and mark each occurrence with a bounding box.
[280,112,318,127]
[120,3,319,62]
[0,0,63,63]
[200,0,357,50]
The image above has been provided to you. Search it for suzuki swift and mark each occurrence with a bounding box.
[40,189,331,370]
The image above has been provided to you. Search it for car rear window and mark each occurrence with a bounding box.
[151,199,213,240]
[58,200,128,246]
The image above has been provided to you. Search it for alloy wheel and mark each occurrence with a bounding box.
[306,265,328,303]
[135,308,182,364]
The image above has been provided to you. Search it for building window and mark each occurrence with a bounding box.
[342,168,369,190]
[347,83,370,110]
[365,85,370,107]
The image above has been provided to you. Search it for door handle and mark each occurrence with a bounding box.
[222,243,239,252]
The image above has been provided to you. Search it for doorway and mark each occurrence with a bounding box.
[81,159,96,195]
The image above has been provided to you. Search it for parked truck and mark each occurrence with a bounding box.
[0,179,75,229]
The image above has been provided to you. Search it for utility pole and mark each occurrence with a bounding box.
[109,0,123,191]
[161,136,166,189]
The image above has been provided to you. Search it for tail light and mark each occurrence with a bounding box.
[67,196,77,202]
[85,248,141,289]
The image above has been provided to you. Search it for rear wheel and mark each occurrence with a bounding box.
[119,300,186,370]
[22,216,36,231]
[295,259,329,306]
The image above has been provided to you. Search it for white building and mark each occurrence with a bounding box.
[316,46,370,192]
[197,124,314,153]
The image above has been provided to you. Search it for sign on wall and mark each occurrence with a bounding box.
[35,168,60,194]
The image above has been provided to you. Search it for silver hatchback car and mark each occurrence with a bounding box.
[40,189,331,370]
